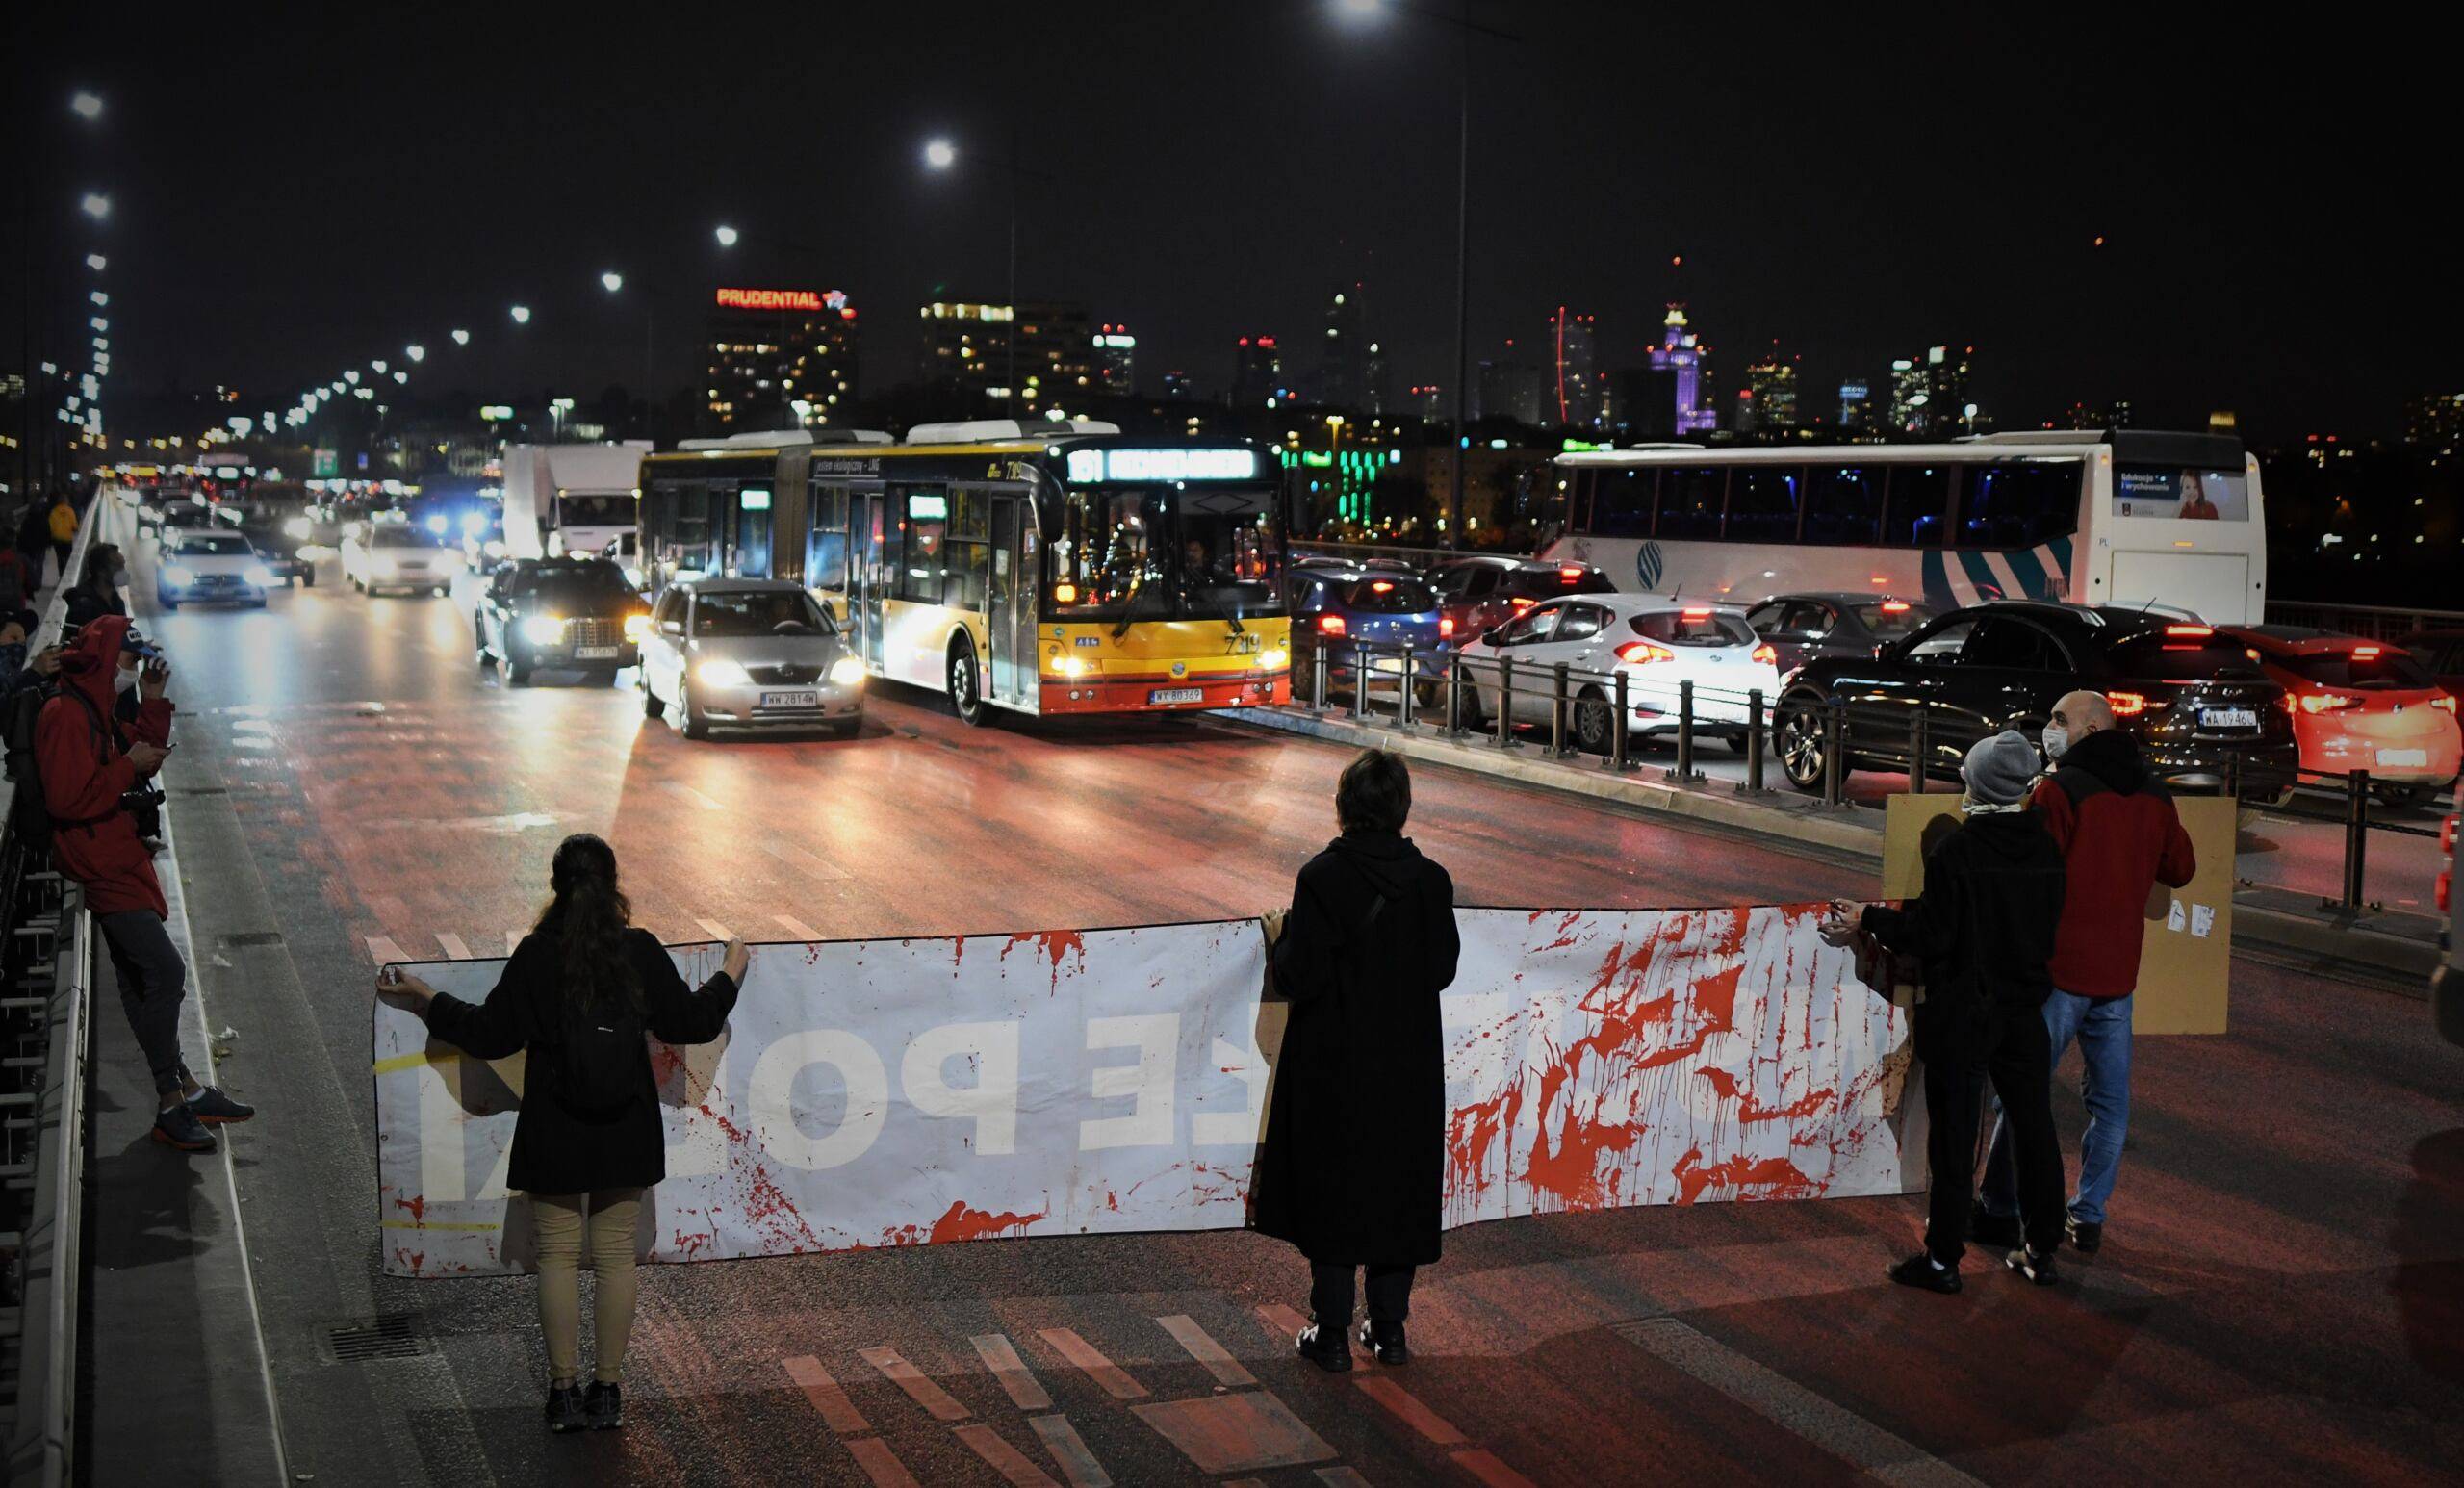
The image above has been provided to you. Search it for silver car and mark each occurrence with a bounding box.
[637,578,865,739]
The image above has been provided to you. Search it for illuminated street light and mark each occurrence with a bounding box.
[923,138,958,170]
[90,317,108,331]
[405,344,425,362]
[450,328,471,346]
[90,291,108,305]
[510,304,531,324]
[601,271,625,293]
[86,253,106,271]
[372,359,388,373]
[394,371,408,384]
[70,91,104,121]
[714,224,739,247]
[80,192,111,221]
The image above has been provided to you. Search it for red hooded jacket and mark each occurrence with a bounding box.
[2029,726,2196,999]
[37,614,173,917]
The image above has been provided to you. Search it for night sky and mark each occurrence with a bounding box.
[16,4,2447,439]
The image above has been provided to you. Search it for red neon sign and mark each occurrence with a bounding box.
[714,287,829,311]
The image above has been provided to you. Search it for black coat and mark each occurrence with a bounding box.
[1862,809,2066,1057]
[423,927,737,1194]
[1252,832,1459,1266]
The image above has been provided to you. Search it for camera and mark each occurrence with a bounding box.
[121,780,166,839]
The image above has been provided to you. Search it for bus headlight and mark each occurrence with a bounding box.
[521,615,567,646]
[623,612,651,643]
[697,658,752,687]
[1258,647,1289,672]
[828,655,867,687]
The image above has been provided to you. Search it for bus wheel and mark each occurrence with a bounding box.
[1777,694,1831,792]
[949,638,988,727]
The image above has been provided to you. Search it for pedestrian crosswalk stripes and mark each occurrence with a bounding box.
[1037,1327,1151,1401]
[971,1332,1055,1411]
[860,1346,972,1422]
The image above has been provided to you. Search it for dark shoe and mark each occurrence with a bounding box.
[545,1384,585,1433]
[1296,1324,1353,1373]
[1887,1251,1962,1294]
[187,1086,256,1124]
[151,1103,217,1152]
[2066,1218,2103,1254]
[1358,1320,1409,1367]
[1965,1200,2022,1249]
[2005,1246,2061,1286]
[584,1381,625,1431]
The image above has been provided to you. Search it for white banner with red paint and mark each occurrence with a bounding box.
[373,906,1920,1277]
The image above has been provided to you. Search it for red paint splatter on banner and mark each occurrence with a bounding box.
[927,1200,1047,1243]
[392,1193,427,1224]
[1695,1067,1839,1125]
[1673,1146,1822,1204]
[1000,929,1088,992]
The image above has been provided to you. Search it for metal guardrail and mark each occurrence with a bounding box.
[2263,600,2464,640]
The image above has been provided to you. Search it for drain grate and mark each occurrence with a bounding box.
[317,1314,430,1364]
[218,931,287,948]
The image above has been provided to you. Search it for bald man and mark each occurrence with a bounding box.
[1972,688,2194,1256]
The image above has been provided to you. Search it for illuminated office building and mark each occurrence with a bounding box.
[1549,308,1602,427]
[705,286,860,431]
[1647,304,1716,435]
[916,297,1091,409]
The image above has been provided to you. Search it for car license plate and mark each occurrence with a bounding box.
[759,689,820,709]
[2199,707,2258,729]
[574,645,619,660]
[1149,687,1204,705]
[2376,748,2429,769]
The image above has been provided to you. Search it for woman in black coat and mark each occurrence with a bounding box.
[383,834,743,1433]
[1254,748,1459,1371]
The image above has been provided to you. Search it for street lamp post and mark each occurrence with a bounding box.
[923,134,1053,418]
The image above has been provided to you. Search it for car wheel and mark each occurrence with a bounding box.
[1571,690,1615,754]
[506,651,532,686]
[1777,692,1834,792]
[679,680,709,740]
[1450,678,1487,732]
[2372,781,2433,810]
[948,636,987,727]
[641,671,666,719]
[434,584,449,599]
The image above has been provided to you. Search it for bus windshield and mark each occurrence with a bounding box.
[1049,485,1284,622]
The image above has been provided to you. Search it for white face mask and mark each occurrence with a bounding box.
[2040,724,2070,760]
[116,666,140,698]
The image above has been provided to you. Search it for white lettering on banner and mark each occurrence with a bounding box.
[1080,1014,1180,1150]
[372,909,1919,1277]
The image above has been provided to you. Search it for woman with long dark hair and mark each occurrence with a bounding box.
[381,834,745,1433]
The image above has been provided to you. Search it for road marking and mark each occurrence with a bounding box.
[1037,1328,1150,1400]
[1029,1415,1113,1488]
[364,935,410,966]
[846,1438,924,1488]
[1354,1377,1467,1446]
[1615,1320,1986,1487]
[954,1424,1062,1487]
[663,780,725,811]
[971,1333,1054,1411]
[775,913,825,941]
[782,1354,871,1434]
[762,836,850,881]
[1451,1449,1540,1488]
[1158,1313,1257,1387]
[693,917,733,942]
[435,932,471,961]
[860,1345,972,1422]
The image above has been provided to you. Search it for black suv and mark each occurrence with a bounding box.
[1774,601,2296,799]
[231,499,316,586]
[474,557,650,685]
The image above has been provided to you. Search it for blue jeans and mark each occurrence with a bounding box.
[1980,990,2132,1226]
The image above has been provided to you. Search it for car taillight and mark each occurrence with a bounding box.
[1558,565,1586,580]
[1615,640,1675,664]
[1510,597,1536,611]
[2352,645,2380,658]
[1681,605,1712,619]
[1751,644,1777,664]
[2299,691,2358,714]
[2166,624,2213,637]
[1880,600,1912,613]
[1318,614,1346,635]
[2107,690,2149,716]
[2442,815,2458,854]
[1439,616,1454,638]
[2439,868,2451,914]
[1371,580,1395,592]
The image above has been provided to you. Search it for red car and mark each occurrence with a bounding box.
[1425,556,1616,643]
[2226,627,2462,807]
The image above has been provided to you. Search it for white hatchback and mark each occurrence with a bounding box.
[1453,594,1781,754]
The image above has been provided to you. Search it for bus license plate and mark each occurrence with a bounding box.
[575,646,620,660]
[2376,748,2428,769]
[2199,707,2257,730]
[760,690,820,709]
[1149,687,1204,705]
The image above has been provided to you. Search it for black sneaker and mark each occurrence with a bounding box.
[1357,1320,1409,1367]
[187,1086,256,1124]
[2066,1218,2103,1254]
[151,1102,217,1153]
[583,1381,625,1431]
[1887,1251,1962,1294]
[1966,1201,2022,1249]
[1296,1324,1353,1373]
[2006,1246,2061,1286]
[544,1384,585,1433]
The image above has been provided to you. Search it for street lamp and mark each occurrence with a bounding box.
[80,192,111,221]
[86,253,106,271]
[713,224,739,247]
[923,138,958,170]
[921,135,1052,416]
[450,328,471,346]
[405,344,425,362]
[70,91,103,122]
[510,304,531,324]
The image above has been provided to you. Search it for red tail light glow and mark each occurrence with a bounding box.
[1439,616,1454,638]
[1681,605,1712,619]
[1371,579,1395,592]
[1318,614,1346,635]
[1558,565,1586,579]
[1615,640,1676,664]
[2298,691,2357,714]
[1880,600,1912,613]
[1510,597,1536,611]
[2106,690,2148,716]
[1751,644,1777,664]
[2165,624,2214,637]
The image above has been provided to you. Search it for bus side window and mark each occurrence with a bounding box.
[1727,467,1805,544]
[1883,465,1951,548]
[899,487,948,603]
[807,483,850,589]
[1589,468,1655,537]
[946,491,990,611]
[1805,466,1883,545]
[1957,459,2082,548]
[1656,467,1725,541]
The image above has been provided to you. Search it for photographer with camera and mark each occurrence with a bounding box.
[37,614,254,1152]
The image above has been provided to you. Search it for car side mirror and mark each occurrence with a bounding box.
[1480,627,1503,646]
[659,620,684,637]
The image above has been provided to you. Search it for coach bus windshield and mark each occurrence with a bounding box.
[1049,485,1285,622]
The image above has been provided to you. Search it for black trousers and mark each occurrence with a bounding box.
[99,909,191,1100]
[1311,1262,1415,1334]
[1919,1001,2066,1265]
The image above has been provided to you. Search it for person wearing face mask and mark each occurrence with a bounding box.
[0,618,64,700]
[1829,730,2071,1291]
[37,615,255,1152]
[1970,689,2194,1257]
[64,542,130,630]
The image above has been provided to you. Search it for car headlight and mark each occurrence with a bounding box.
[424,514,449,535]
[283,516,312,540]
[461,512,489,538]
[623,613,652,643]
[697,658,752,687]
[520,615,567,646]
[163,563,196,586]
[243,564,275,586]
[1258,647,1290,672]
[828,655,867,688]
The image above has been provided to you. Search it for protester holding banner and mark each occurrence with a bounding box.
[1255,749,1460,1370]
[1841,730,2071,1292]
[380,834,747,1434]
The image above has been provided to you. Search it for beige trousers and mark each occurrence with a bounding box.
[532,1189,642,1384]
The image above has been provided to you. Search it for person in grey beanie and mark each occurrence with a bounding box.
[1825,729,2072,1292]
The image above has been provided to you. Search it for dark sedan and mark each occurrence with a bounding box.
[1773,601,2297,799]
[474,556,650,685]
[1742,592,1938,675]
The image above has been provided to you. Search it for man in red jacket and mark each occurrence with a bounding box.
[38,614,256,1152]
[1973,689,2194,1254]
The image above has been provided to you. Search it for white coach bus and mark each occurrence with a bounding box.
[1542,429,2267,624]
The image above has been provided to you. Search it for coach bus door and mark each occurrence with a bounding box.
[852,490,886,672]
[988,494,1036,707]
